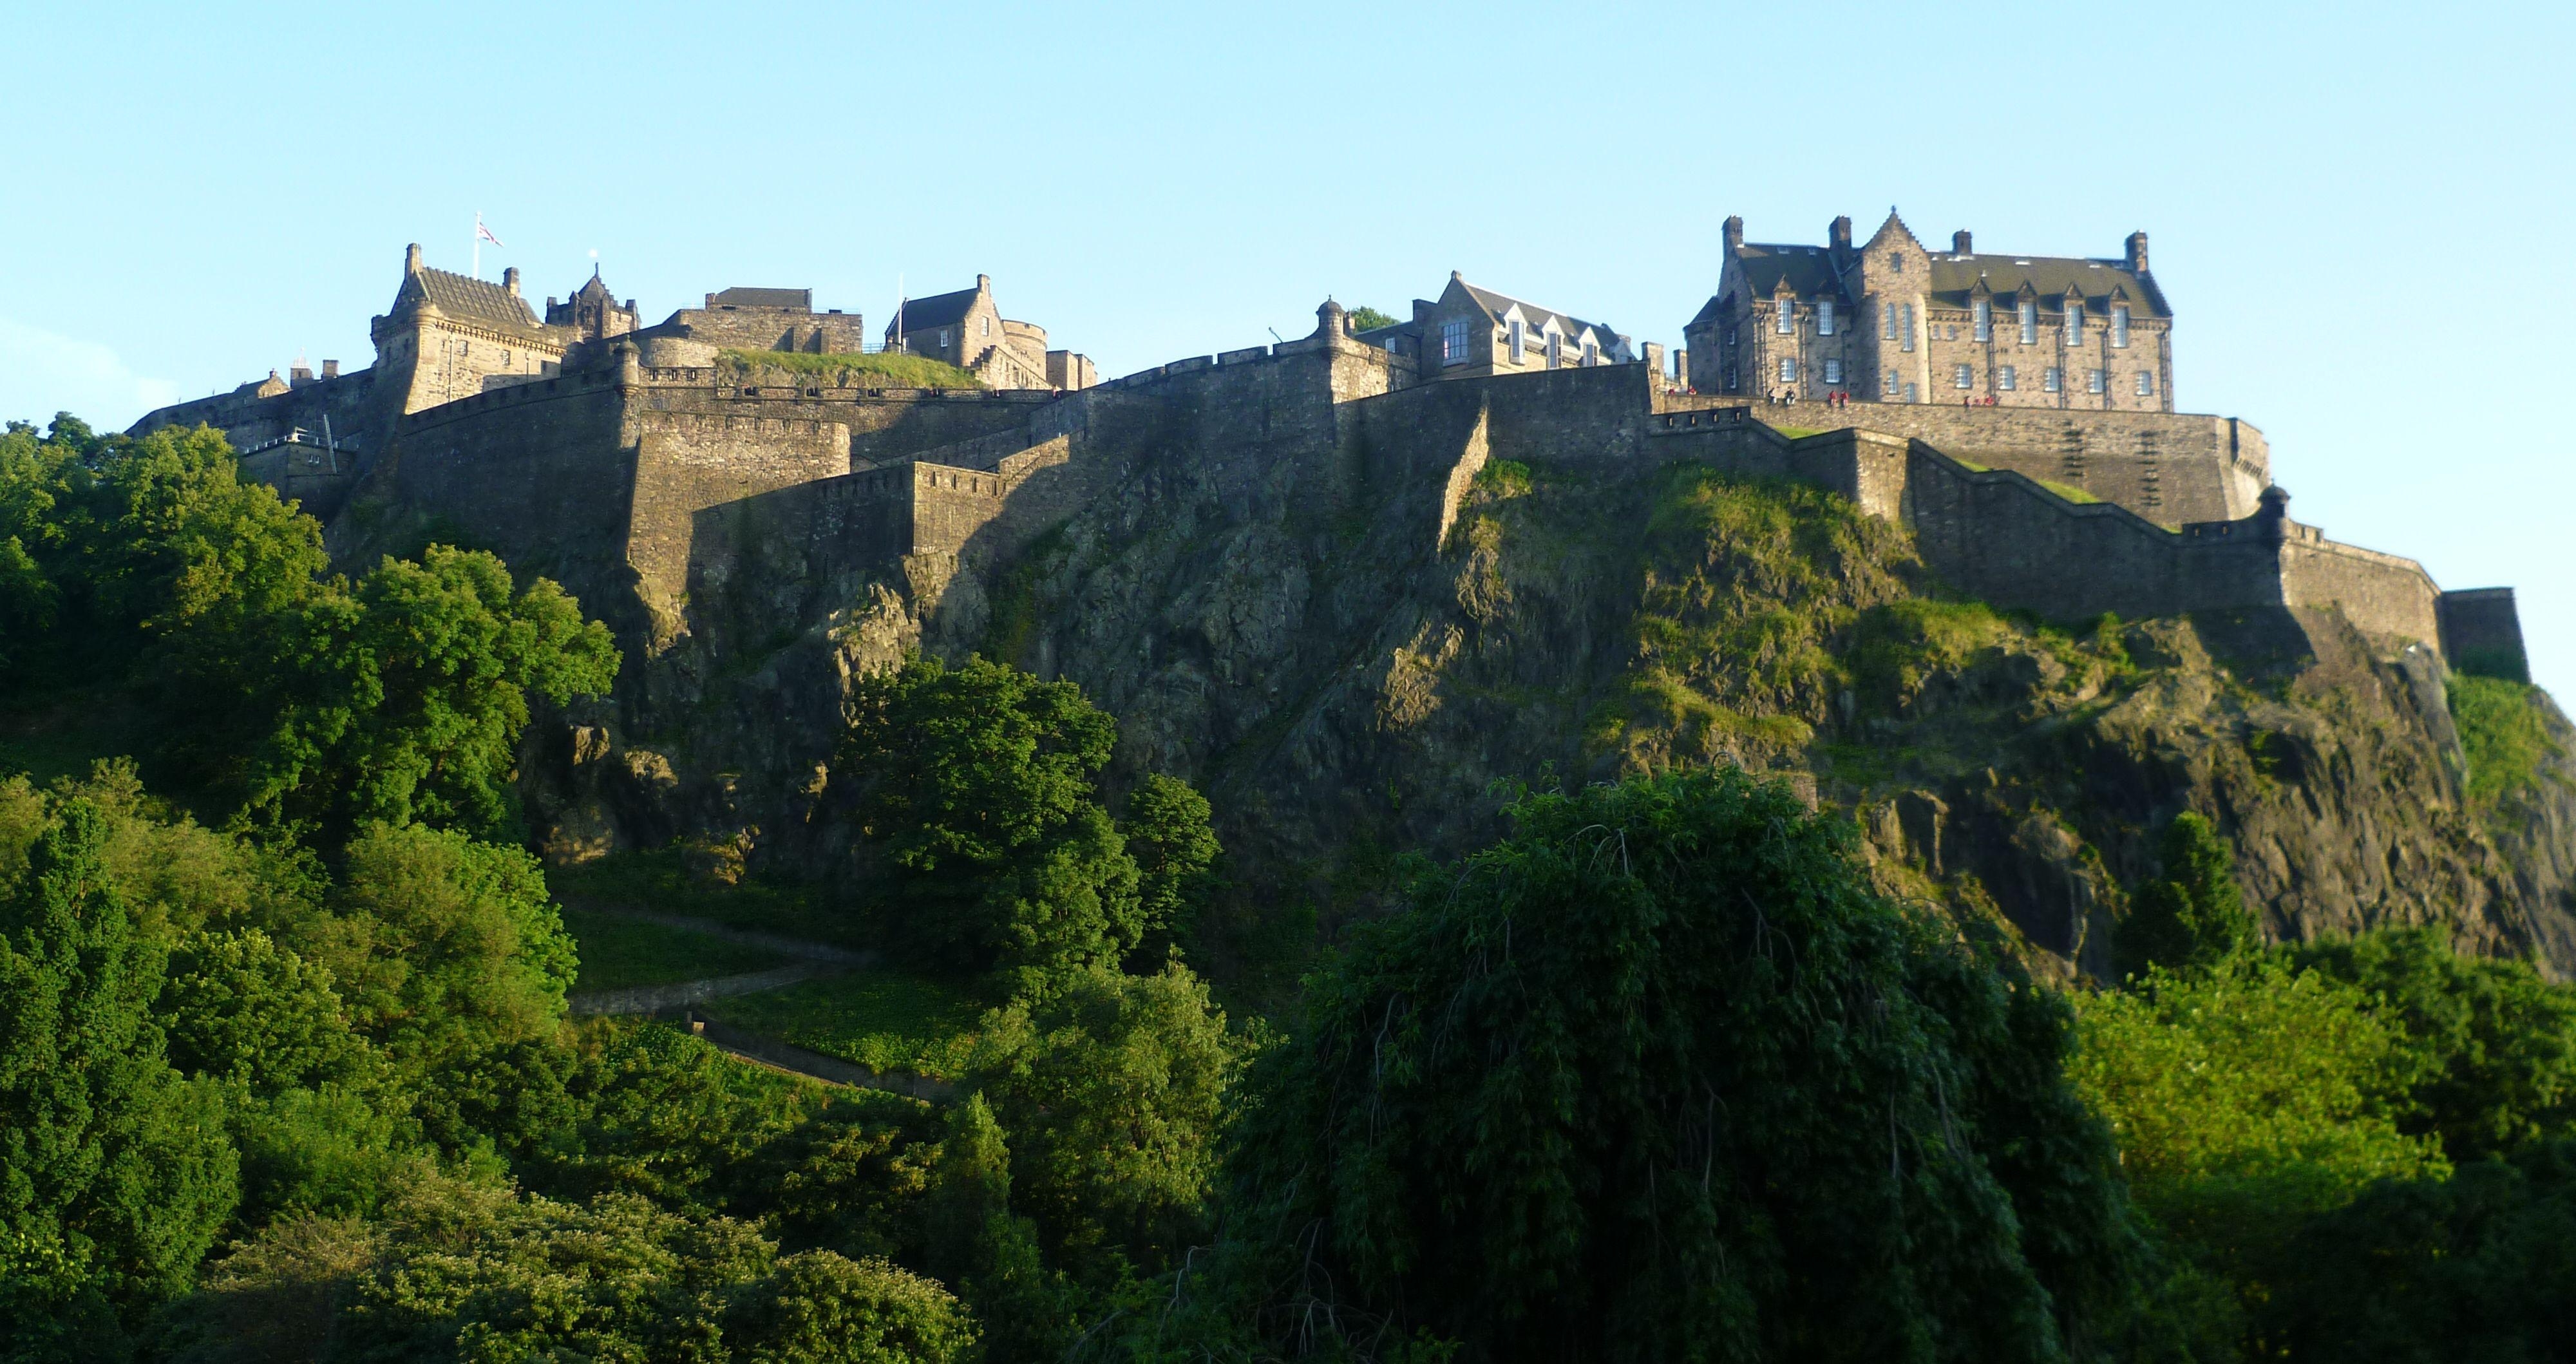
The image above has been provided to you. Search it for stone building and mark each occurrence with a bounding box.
[544,270,639,343]
[1684,211,2174,412]
[1356,272,1633,378]
[371,245,569,413]
[887,274,1095,390]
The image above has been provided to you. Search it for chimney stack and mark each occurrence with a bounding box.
[503,267,521,297]
[1826,215,1851,252]
[404,243,423,274]
[1953,229,1973,255]
[2126,231,2150,272]
[1725,215,1747,254]
[321,359,340,378]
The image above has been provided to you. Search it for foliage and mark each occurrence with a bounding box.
[1120,773,1222,961]
[969,963,1252,1276]
[838,654,1150,980]
[2450,673,2561,807]
[0,800,238,1335]
[709,971,988,1077]
[2068,956,2444,1341]
[2115,812,2257,978]
[923,1095,1084,1362]
[1343,306,1401,333]
[2291,927,2576,1160]
[549,844,846,945]
[721,348,982,390]
[559,906,790,992]
[2260,1140,2576,1361]
[1212,769,2138,1363]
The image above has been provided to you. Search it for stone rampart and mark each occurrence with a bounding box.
[627,409,851,646]
[2439,587,2533,681]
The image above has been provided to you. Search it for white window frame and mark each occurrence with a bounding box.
[1900,303,1915,353]
[2087,368,2107,394]
[1508,318,1524,362]
[2136,371,2154,397]
[1823,357,1843,384]
[1582,340,1598,366]
[1953,363,1973,389]
[2019,299,2037,344]
[1776,298,1795,335]
[1998,364,2016,391]
[939,328,952,348]
[1778,357,1798,384]
[2044,366,2062,393]
[1882,303,1895,340]
[2112,305,2130,348]
[1882,368,1899,396]
[1548,332,1563,368]
[1973,298,1992,342]
[2067,303,2085,346]
[1441,319,1470,366]
[1817,300,1835,336]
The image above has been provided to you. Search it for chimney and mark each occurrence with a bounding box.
[1953,229,1973,255]
[1725,216,1747,254]
[321,359,340,378]
[1826,215,1850,253]
[2126,231,2150,272]
[404,243,423,274]
[977,273,992,292]
[503,267,521,297]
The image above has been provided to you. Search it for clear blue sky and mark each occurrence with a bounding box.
[5,1,2570,692]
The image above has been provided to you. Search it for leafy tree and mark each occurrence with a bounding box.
[2291,926,2576,1160]
[2116,811,2256,978]
[243,545,621,841]
[838,654,1145,980]
[920,1094,1082,1362]
[969,963,1248,1278]
[0,799,238,1343]
[1210,769,2138,1363]
[1344,305,1401,332]
[312,822,578,1065]
[1121,772,1220,961]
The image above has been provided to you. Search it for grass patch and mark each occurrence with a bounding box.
[1768,425,1826,439]
[718,348,980,390]
[2450,674,2563,806]
[705,969,988,1078]
[2033,476,2103,505]
[561,907,791,992]
[0,694,148,787]
[550,847,868,949]
[1473,458,1533,497]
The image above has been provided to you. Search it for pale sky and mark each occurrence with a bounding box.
[4,1,2569,693]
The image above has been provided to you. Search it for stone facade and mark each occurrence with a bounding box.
[371,246,571,414]
[1685,212,2174,412]
[1356,272,1633,379]
[888,274,1092,390]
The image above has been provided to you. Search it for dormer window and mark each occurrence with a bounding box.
[1776,298,1794,335]
[1973,298,1992,342]
[2112,305,2130,348]
[2019,300,2037,344]
[1509,318,1525,362]
[1582,340,1598,366]
[1817,300,1835,336]
[2067,304,2085,345]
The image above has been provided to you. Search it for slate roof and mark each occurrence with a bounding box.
[885,284,981,337]
[708,286,811,310]
[1457,279,1616,343]
[1927,254,2170,317]
[399,266,544,330]
[1727,243,1856,303]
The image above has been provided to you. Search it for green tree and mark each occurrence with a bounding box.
[969,963,1249,1277]
[920,1092,1080,1361]
[2291,927,2576,1160]
[1344,306,1401,332]
[2117,811,2256,978]
[838,655,1144,980]
[1211,770,2138,1363]
[0,800,238,1344]
[1120,772,1220,961]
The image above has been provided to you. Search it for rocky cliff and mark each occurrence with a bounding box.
[493,381,2576,983]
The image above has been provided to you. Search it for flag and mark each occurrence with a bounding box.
[477,216,506,248]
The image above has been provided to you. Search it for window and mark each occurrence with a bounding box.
[1883,368,1899,395]
[2136,371,2155,396]
[1548,333,1563,368]
[2019,300,2037,344]
[1776,299,1795,335]
[1440,319,1470,366]
[939,328,952,348]
[1778,357,1798,383]
[2112,305,2130,348]
[1725,368,1739,392]
[1509,318,1524,362]
[1999,364,2017,390]
[1904,381,1919,403]
[2087,368,2107,393]
[2044,366,2062,392]
[1725,328,1738,346]
[1823,357,1843,384]
[1582,341,1597,366]
[1889,252,1905,272]
[1817,300,1835,336]
[982,316,992,337]
[1880,303,1896,339]
[1900,303,1916,352]
[1973,298,1993,341]
[2067,303,2085,346]
[1953,364,1973,389]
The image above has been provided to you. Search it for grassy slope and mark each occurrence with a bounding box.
[717,348,981,390]
[549,848,876,951]
[703,971,987,1077]
[561,906,790,992]
[2450,674,2566,808]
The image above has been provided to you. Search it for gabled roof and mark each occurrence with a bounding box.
[708,286,811,310]
[886,283,982,337]
[573,271,618,302]
[1927,254,2171,317]
[396,266,544,331]
[1727,242,1853,304]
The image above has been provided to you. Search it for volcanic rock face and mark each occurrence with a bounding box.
[503,382,2576,981]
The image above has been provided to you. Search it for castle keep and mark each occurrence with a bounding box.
[132,223,2531,743]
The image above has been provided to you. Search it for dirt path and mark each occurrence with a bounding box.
[566,961,844,1017]
[559,900,878,967]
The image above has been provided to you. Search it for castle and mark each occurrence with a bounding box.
[131,220,2532,705]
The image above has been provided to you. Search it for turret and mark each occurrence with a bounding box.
[1315,297,1348,340]
[2257,484,2290,542]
